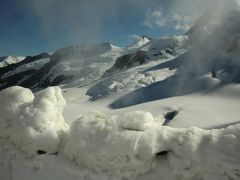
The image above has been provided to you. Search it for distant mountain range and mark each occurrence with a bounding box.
[0,11,240,97]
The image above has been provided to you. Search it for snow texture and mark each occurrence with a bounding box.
[0,87,240,180]
[0,86,69,155]
[65,110,240,180]
[65,111,163,179]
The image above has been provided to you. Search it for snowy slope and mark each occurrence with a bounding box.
[0,53,50,90]
[127,35,151,50]
[2,58,50,80]
[87,35,188,100]
[0,44,124,91]
[46,43,125,88]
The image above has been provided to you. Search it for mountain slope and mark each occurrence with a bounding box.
[0,43,125,91]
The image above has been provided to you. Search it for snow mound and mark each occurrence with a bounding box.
[65,110,240,180]
[153,125,240,180]
[65,111,164,179]
[0,86,240,180]
[0,86,69,155]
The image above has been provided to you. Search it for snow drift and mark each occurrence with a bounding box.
[0,86,69,155]
[65,111,240,180]
[65,111,163,179]
[0,86,240,180]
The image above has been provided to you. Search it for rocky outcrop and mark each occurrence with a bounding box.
[104,50,146,76]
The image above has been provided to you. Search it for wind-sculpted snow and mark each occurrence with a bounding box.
[0,86,240,180]
[65,110,240,180]
[0,86,69,155]
[65,111,163,179]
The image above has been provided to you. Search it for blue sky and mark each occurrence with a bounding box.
[0,0,239,56]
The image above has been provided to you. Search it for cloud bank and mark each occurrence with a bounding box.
[142,0,240,31]
[142,8,193,31]
[15,0,240,49]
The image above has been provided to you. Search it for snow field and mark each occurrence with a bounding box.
[0,86,240,180]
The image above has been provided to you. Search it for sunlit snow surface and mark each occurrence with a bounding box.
[1,86,240,180]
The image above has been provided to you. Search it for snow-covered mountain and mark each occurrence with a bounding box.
[0,53,50,90]
[0,55,25,67]
[0,35,189,92]
[127,35,151,50]
[1,11,240,180]
[0,43,125,91]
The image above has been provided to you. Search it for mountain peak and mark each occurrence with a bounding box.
[0,55,25,67]
[128,35,151,50]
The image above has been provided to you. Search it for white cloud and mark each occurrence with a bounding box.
[141,8,168,29]
[234,0,240,9]
[142,0,240,32]
[171,14,193,31]
[142,8,194,31]
[128,34,143,41]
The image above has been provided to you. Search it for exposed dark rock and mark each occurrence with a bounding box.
[155,150,170,158]
[104,50,146,76]
[0,52,50,77]
[19,56,71,91]
[211,69,217,78]
[51,152,59,155]
[0,52,71,91]
[153,52,163,56]
[37,150,47,155]
[163,110,179,125]
[165,48,173,54]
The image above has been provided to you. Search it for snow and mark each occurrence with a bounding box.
[0,86,69,155]
[65,111,163,179]
[1,58,50,79]
[127,36,151,50]
[88,67,176,100]
[148,36,189,58]
[54,112,240,179]
[154,124,240,180]
[0,87,240,180]
[63,83,240,130]
[0,55,25,68]
[44,43,125,88]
